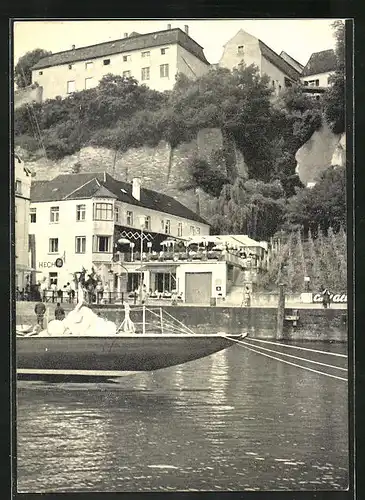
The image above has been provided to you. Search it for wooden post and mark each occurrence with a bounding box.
[276,283,285,340]
[142,305,146,334]
[160,307,164,334]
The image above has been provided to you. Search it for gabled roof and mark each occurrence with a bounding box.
[32,28,210,70]
[302,49,337,77]
[279,51,304,73]
[259,41,301,81]
[30,172,209,225]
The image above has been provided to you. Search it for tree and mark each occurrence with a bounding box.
[284,166,346,234]
[15,49,52,88]
[323,20,345,134]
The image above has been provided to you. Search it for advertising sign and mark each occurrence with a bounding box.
[312,293,347,303]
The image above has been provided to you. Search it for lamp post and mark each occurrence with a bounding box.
[139,216,145,304]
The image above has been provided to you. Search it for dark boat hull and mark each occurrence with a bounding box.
[16,333,243,378]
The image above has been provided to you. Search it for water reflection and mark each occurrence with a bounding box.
[17,343,348,493]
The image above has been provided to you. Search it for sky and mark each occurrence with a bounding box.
[13,19,341,67]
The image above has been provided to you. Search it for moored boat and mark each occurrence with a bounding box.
[16,287,245,379]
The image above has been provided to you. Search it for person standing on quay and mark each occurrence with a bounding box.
[244,286,251,307]
[322,287,331,309]
[54,302,65,321]
[34,301,46,329]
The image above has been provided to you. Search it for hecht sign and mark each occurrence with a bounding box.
[312,293,347,303]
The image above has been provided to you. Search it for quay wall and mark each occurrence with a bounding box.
[15,303,347,342]
[96,306,347,342]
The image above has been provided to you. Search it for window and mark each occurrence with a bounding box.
[160,63,169,78]
[237,45,244,54]
[127,273,141,292]
[141,67,150,81]
[85,77,95,89]
[141,51,150,57]
[95,236,110,252]
[67,80,76,93]
[93,202,113,220]
[123,70,131,78]
[49,272,58,286]
[114,206,120,223]
[164,219,171,234]
[190,226,195,236]
[126,211,133,226]
[39,71,43,75]
[144,215,151,230]
[196,227,201,235]
[85,61,94,70]
[68,64,73,70]
[50,206,59,223]
[30,207,36,223]
[76,204,86,221]
[49,238,59,253]
[304,81,309,86]
[103,59,111,65]
[316,79,320,87]
[307,79,320,87]
[161,48,168,55]
[161,219,165,231]
[177,222,183,237]
[123,55,131,62]
[15,180,22,194]
[75,236,86,254]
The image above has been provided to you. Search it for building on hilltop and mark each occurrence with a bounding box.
[30,25,210,100]
[218,29,301,95]
[300,49,337,98]
[15,154,33,289]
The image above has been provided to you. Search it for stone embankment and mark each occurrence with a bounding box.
[16,301,347,342]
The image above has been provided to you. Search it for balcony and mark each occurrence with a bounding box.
[112,249,264,270]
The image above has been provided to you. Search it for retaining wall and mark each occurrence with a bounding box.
[15,302,348,342]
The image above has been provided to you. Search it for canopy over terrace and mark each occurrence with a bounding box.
[182,234,268,251]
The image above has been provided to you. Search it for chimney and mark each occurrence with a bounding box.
[71,44,76,50]
[124,32,128,38]
[132,177,141,201]
[184,25,189,35]
[167,23,172,30]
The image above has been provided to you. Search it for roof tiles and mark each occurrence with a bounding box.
[30,172,209,225]
[32,28,209,70]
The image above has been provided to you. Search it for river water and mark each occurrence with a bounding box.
[16,340,348,493]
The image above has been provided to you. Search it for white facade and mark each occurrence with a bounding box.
[301,71,334,88]
[15,158,32,289]
[32,38,209,100]
[29,195,210,288]
[218,29,299,95]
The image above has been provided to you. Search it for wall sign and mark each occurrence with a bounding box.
[38,261,56,268]
[312,293,347,303]
[55,258,64,268]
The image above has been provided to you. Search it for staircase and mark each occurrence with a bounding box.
[225,267,259,305]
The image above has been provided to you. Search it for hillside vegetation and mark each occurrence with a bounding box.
[15,22,345,251]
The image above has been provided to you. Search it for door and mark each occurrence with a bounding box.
[185,272,212,304]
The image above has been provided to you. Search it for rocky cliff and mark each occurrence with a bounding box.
[295,121,346,186]
[17,128,247,218]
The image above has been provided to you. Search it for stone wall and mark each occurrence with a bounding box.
[16,303,347,342]
[19,127,246,219]
[94,305,347,342]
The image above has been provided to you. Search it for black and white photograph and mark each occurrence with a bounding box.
[13,18,350,493]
